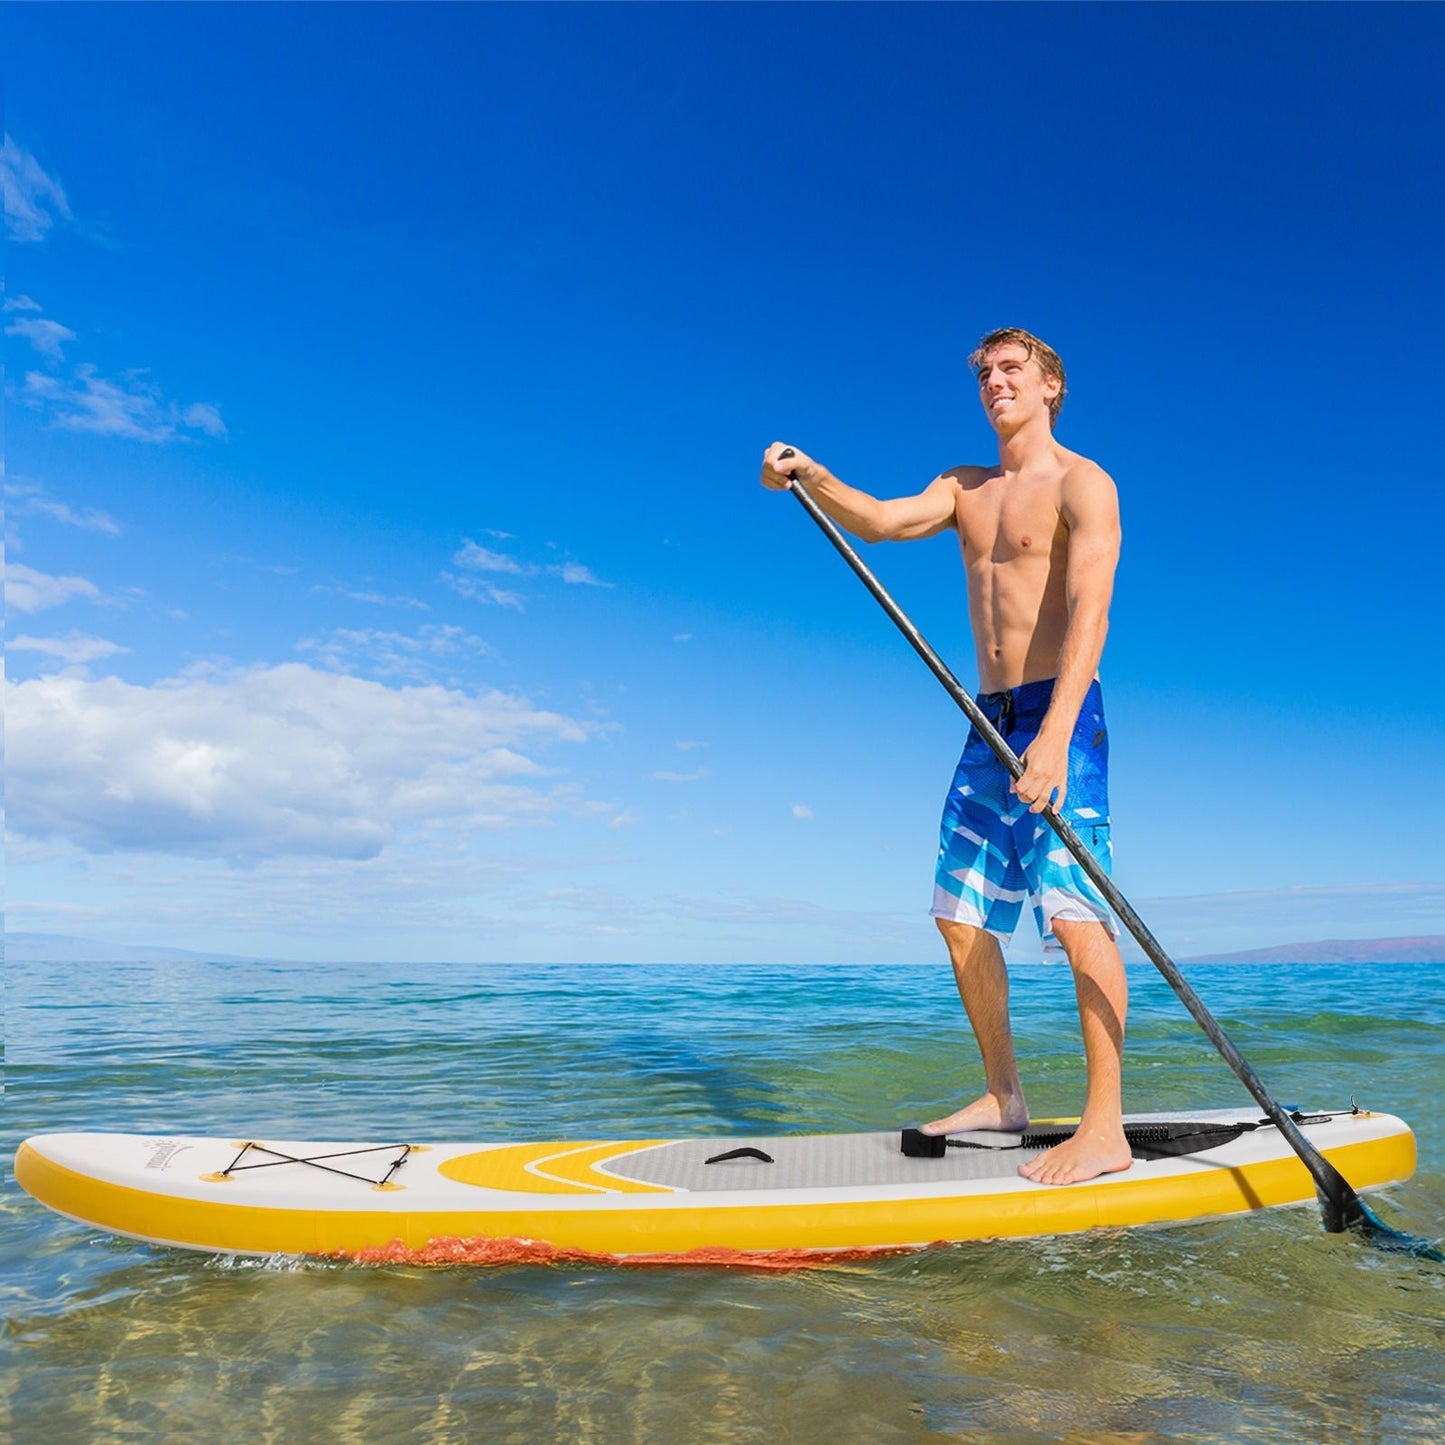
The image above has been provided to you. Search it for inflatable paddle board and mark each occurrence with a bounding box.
[15,1106,1416,1265]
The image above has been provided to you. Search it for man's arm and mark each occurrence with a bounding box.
[1012,461,1122,814]
[760,442,958,542]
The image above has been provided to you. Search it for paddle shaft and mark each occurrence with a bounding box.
[783,469,1362,1231]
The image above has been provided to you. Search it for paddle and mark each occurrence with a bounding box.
[778,453,1439,1259]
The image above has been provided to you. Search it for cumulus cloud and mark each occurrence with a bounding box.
[6,662,594,862]
[5,478,122,535]
[9,631,129,664]
[652,768,708,784]
[6,562,102,613]
[21,365,227,443]
[2,135,72,242]
[791,803,813,820]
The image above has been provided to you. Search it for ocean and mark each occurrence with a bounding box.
[5,958,1442,1443]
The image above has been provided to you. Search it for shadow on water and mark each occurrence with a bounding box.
[598,1031,790,1132]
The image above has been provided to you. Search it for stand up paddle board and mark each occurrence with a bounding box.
[15,1106,1415,1265]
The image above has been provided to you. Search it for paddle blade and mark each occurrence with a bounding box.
[1349,1197,1445,1262]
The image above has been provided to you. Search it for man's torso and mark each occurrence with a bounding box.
[947,452,1085,692]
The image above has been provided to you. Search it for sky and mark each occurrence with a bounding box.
[5,3,1443,964]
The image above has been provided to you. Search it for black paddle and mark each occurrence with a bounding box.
[778,452,1439,1260]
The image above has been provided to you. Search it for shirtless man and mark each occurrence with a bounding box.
[759,328,1130,1185]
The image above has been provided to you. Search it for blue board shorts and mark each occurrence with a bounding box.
[931,678,1118,952]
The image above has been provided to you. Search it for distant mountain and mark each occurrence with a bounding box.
[6,933,273,964]
[1182,935,1445,965]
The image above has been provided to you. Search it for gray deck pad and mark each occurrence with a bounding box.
[609,1130,1091,1193]
[604,1111,1293,1194]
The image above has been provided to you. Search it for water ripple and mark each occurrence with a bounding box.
[5,959,1442,1443]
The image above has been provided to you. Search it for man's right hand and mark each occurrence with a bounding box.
[760,442,819,491]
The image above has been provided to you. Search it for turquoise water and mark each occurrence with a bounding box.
[4,959,1443,1442]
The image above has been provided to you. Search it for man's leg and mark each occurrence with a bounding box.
[1017,917,1132,1184]
[922,918,1030,1135]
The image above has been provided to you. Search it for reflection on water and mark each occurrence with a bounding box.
[5,961,1443,1442]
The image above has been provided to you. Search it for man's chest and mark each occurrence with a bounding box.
[955,478,1067,561]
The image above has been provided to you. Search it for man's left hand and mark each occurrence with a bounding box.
[1012,731,1069,815]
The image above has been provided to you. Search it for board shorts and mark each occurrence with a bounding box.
[931,677,1118,952]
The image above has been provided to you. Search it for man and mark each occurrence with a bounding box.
[759,328,1130,1186]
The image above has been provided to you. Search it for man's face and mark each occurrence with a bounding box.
[976,343,1058,431]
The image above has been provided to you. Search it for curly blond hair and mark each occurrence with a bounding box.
[969,327,1067,427]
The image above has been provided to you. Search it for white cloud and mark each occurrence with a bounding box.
[21,365,227,444]
[6,839,936,958]
[9,631,129,664]
[297,623,494,682]
[442,571,526,609]
[455,540,526,574]
[6,315,76,360]
[6,296,226,446]
[652,768,709,784]
[180,402,227,437]
[449,537,610,596]
[791,803,814,820]
[608,809,642,829]
[556,562,610,587]
[2,135,72,242]
[5,478,122,534]
[673,633,694,643]
[312,584,429,610]
[674,739,709,751]
[7,846,572,946]
[6,662,594,862]
[5,562,102,613]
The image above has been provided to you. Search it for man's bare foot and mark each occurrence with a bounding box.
[1018,1124,1132,1185]
[921,1091,1029,1137]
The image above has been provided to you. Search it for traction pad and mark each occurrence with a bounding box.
[899,1115,1330,1162]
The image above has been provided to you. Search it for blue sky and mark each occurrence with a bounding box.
[6,3,1443,963]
